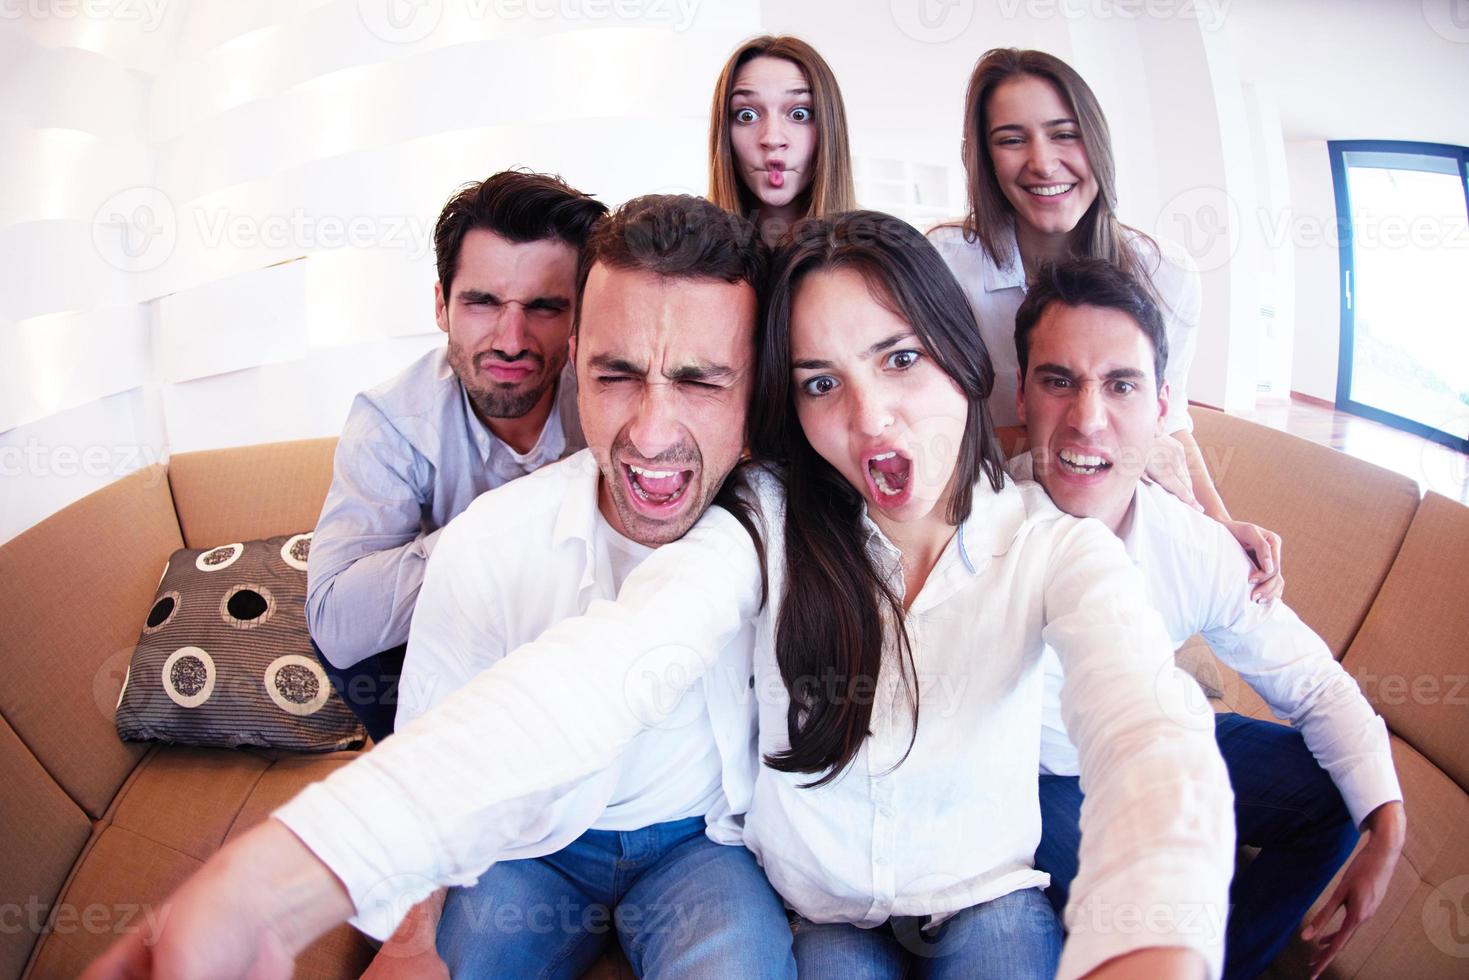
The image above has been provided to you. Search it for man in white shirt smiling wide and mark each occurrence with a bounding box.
[1009,258,1407,980]
[378,194,792,977]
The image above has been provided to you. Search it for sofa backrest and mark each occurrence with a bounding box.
[168,437,337,548]
[0,465,183,977]
[1343,491,1469,794]
[1190,406,1422,660]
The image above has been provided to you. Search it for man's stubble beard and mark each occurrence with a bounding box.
[449,339,565,421]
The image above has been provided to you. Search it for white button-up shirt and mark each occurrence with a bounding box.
[928,223,1200,432]
[275,467,1235,980]
[1016,457,1404,828]
[395,449,733,835]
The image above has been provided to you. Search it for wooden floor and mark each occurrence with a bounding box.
[1219,395,1469,504]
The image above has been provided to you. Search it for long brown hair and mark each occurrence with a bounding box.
[707,35,857,221]
[954,48,1162,298]
[753,211,1006,786]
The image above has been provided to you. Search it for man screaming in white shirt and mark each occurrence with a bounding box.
[1010,258,1406,980]
[382,194,794,978]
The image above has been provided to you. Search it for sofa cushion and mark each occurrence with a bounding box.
[1189,407,1421,659]
[1342,492,1469,794]
[0,464,181,819]
[1268,734,1469,979]
[0,718,92,980]
[25,745,374,979]
[114,534,363,752]
[167,438,336,549]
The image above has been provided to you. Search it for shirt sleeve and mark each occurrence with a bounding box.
[1147,238,1202,436]
[306,395,439,668]
[1198,535,1403,828]
[273,501,765,940]
[394,514,504,730]
[1042,516,1235,980]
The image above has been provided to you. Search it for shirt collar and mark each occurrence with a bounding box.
[983,222,1026,293]
[459,365,572,469]
[550,449,604,551]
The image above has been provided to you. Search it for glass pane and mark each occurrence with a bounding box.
[1343,158,1469,443]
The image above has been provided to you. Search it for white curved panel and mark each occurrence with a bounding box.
[0,305,149,432]
[0,386,161,546]
[155,28,738,202]
[138,115,706,303]
[0,123,152,225]
[0,38,148,137]
[305,247,439,349]
[159,333,445,453]
[0,218,132,322]
[155,259,309,383]
[152,0,759,139]
[0,2,179,75]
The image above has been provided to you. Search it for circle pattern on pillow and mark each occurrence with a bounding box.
[280,532,312,572]
[162,647,216,708]
[143,590,182,633]
[221,583,275,630]
[265,655,332,716]
[195,543,243,572]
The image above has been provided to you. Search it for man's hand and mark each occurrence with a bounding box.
[1222,519,1284,604]
[1302,801,1407,979]
[361,890,449,980]
[81,820,355,980]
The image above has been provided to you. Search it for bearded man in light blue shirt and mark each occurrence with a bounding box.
[306,171,606,741]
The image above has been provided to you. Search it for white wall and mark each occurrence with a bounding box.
[1285,139,1344,403]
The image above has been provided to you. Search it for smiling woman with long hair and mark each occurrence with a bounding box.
[929,47,1284,603]
[707,35,857,245]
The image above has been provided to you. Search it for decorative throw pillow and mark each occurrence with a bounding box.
[115,532,365,751]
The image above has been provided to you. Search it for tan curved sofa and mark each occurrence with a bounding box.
[1,408,1465,978]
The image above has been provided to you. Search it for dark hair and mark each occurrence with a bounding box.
[433,170,606,298]
[1014,258,1169,386]
[753,210,1007,786]
[575,193,771,604]
[572,194,766,336]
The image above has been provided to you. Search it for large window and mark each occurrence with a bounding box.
[1329,140,1469,453]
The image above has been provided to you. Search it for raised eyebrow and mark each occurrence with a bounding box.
[1104,367,1148,382]
[792,332,915,372]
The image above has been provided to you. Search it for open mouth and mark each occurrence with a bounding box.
[1025,183,1076,199]
[865,449,913,503]
[1057,448,1113,477]
[622,461,694,512]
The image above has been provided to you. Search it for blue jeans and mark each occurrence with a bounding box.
[791,887,1061,980]
[1036,712,1360,980]
[311,637,403,743]
[437,816,795,979]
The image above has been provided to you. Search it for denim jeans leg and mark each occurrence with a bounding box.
[791,917,907,980]
[905,888,1062,980]
[436,850,614,979]
[311,638,403,743]
[616,823,795,980]
[1215,712,1360,980]
[1034,774,1086,915]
